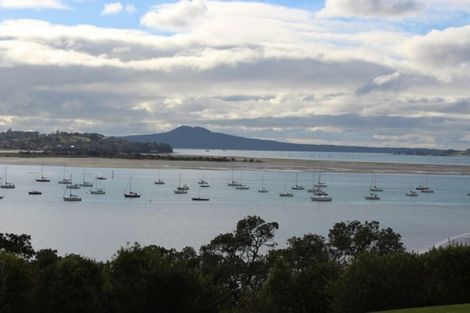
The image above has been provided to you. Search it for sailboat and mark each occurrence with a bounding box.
[58,166,72,184]
[198,170,208,185]
[311,194,332,202]
[291,172,304,190]
[124,175,140,198]
[174,173,188,194]
[406,182,418,197]
[258,175,268,193]
[369,175,383,192]
[63,188,81,201]
[28,179,42,195]
[79,169,93,187]
[235,172,249,190]
[314,172,327,188]
[36,164,50,182]
[365,193,380,200]
[418,175,434,193]
[1,166,15,189]
[192,186,209,201]
[154,169,165,185]
[280,179,293,197]
[227,168,242,187]
[90,179,106,195]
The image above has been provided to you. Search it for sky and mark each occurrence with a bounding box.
[1,1,470,149]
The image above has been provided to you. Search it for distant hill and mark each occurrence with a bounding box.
[126,126,457,156]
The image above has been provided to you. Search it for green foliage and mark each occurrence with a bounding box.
[200,216,279,302]
[328,220,405,264]
[0,233,35,259]
[0,252,34,313]
[109,244,220,313]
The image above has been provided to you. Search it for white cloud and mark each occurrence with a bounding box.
[101,2,123,15]
[141,0,207,32]
[125,4,137,14]
[319,0,423,18]
[0,0,66,9]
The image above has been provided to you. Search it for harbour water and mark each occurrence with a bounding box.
[175,149,470,166]
[0,164,469,260]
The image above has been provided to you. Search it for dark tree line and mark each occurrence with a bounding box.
[0,130,173,155]
[0,216,469,313]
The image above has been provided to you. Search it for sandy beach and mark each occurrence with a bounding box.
[2,155,470,175]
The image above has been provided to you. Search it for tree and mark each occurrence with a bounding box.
[327,220,404,264]
[34,254,106,313]
[270,234,331,269]
[330,253,432,313]
[0,233,35,259]
[0,252,34,313]
[109,244,220,313]
[200,216,279,301]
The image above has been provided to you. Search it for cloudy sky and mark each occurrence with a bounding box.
[0,0,470,149]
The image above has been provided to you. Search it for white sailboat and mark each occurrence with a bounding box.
[79,169,93,187]
[369,175,383,192]
[311,194,332,202]
[174,173,188,194]
[314,172,327,188]
[406,182,418,197]
[154,170,165,185]
[227,167,242,187]
[58,166,72,184]
[291,172,304,190]
[365,193,380,200]
[0,166,15,189]
[63,188,81,202]
[258,175,268,193]
[90,179,106,195]
[280,179,293,197]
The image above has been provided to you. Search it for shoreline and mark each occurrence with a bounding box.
[1,156,470,175]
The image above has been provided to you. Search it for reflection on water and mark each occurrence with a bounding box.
[0,164,469,260]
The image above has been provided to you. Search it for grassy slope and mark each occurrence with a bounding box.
[374,304,470,313]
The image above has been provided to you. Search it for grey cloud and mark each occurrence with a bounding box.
[321,0,423,18]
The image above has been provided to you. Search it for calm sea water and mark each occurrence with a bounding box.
[0,164,469,260]
[175,149,470,166]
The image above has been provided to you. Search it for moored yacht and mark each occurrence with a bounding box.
[79,169,93,187]
[311,195,332,202]
[36,164,50,182]
[154,170,165,185]
[315,172,327,188]
[369,175,383,192]
[63,189,81,202]
[236,185,250,190]
[258,175,268,193]
[1,166,15,189]
[124,175,140,198]
[365,193,380,200]
[174,173,188,194]
[291,173,304,190]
